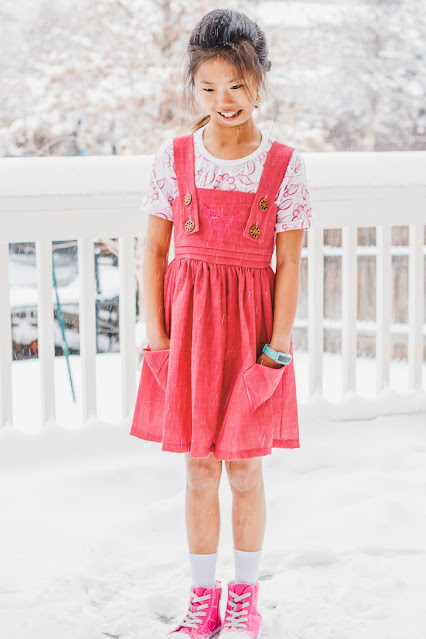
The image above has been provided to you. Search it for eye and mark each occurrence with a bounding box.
[202,85,244,92]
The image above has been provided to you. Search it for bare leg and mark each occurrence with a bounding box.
[225,457,265,551]
[185,452,223,553]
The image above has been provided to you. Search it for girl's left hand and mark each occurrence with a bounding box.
[256,352,283,369]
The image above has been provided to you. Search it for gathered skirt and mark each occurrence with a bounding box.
[130,256,299,460]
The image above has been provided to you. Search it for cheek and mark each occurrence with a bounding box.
[195,90,210,107]
[241,91,255,107]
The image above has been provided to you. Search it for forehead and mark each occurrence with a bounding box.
[194,57,243,83]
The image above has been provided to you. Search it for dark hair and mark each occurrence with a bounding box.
[180,9,272,133]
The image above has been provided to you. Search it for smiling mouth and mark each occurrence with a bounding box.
[218,110,242,120]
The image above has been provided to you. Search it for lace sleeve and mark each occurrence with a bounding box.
[140,140,177,222]
[274,150,317,232]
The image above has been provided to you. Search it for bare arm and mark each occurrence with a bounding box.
[143,213,173,350]
[258,229,305,367]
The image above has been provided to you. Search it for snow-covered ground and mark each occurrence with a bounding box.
[1,352,425,638]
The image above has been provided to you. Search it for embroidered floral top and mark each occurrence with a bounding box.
[141,124,317,243]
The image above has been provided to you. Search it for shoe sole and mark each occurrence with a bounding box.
[219,623,262,639]
[168,628,221,638]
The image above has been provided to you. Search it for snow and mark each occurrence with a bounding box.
[257,1,368,28]
[2,0,425,157]
[1,350,425,638]
[0,155,153,196]
[1,152,425,198]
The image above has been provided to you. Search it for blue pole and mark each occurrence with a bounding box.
[52,252,76,402]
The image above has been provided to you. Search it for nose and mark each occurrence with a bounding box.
[216,89,235,109]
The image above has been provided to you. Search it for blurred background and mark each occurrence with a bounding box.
[2,0,425,157]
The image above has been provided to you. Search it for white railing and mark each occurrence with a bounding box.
[0,151,425,429]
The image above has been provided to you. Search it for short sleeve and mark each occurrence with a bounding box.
[274,149,317,232]
[140,140,178,222]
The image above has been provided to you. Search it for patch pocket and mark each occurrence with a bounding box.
[243,362,286,414]
[142,346,170,393]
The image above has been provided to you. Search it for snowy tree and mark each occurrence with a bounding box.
[1,0,424,157]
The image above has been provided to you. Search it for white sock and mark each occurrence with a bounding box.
[233,548,262,585]
[189,551,218,588]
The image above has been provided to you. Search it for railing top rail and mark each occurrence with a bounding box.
[0,151,425,199]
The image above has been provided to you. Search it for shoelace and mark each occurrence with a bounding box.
[223,590,251,629]
[178,591,212,629]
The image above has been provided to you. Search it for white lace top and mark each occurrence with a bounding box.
[141,124,317,242]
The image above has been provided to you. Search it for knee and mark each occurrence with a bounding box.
[186,454,222,492]
[226,460,263,494]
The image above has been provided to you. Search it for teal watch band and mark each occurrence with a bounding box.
[262,343,292,366]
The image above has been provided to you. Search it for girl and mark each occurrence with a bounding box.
[131,9,317,639]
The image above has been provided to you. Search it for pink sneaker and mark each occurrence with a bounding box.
[219,581,262,639]
[168,580,222,638]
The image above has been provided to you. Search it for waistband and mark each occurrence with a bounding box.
[174,245,272,268]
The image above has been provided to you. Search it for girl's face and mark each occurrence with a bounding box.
[193,57,259,128]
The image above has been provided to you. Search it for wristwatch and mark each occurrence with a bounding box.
[262,343,292,366]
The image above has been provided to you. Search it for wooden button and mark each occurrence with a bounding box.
[183,193,192,205]
[185,219,195,232]
[258,198,268,211]
[249,225,261,239]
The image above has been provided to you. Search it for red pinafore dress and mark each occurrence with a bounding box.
[130,132,300,460]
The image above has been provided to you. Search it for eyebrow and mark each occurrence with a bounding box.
[200,78,243,84]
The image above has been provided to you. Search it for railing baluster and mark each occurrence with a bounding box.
[376,225,392,394]
[0,241,13,428]
[78,238,97,423]
[36,240,56,426]
[341,226,358,396]
[308,228,324,398]
[119,236,136,421]
[408,224,424,391]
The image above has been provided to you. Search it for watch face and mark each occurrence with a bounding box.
[277,354,290,364]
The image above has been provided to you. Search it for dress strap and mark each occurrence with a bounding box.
[172,134,201,233]
[242,141,295,244]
